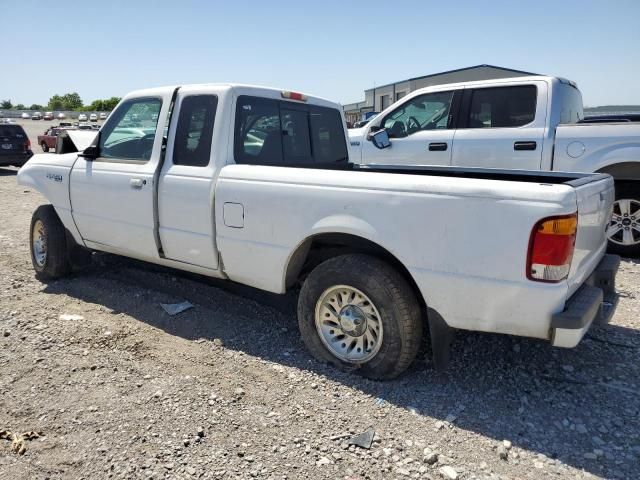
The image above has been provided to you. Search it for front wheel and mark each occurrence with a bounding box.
[297,254,423,380]
[608,182,640,257]
[41,142,49,152]
[30,205,70,279]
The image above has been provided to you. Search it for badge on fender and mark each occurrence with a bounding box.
[46,173,63,183]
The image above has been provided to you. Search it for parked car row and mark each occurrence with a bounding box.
[77,113,107,122]
[6,112,109,121]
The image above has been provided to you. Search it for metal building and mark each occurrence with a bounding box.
[343,64,538,125]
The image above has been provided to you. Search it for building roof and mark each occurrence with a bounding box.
[363,64,540,92]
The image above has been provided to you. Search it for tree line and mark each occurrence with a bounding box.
[1,93,121,112]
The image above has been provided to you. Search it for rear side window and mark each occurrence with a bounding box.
[173,95,218,167]
[0,126,26,138]
[467,86,537,128]
[559,84,584,124]
[234,95,348,166]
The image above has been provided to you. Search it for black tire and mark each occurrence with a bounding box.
[30,205,70,279]
[607,182,640,257]
[297,254,423,380]
[41,142,49,152]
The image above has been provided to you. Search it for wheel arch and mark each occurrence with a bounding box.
[595,161,640,181]
[284,230,427,312]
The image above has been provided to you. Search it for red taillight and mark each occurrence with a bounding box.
[527,213,578,282]
[281,91,307,102]
[24,138,31,151]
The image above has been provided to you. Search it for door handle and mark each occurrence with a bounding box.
[130,178,146,189]
[428,142,448,151]
[514,141,537,151]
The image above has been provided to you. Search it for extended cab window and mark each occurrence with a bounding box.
[173,95,218,167]
[99,98,162,161]
[234,95,348,166]
[467,86,536,128]
[383,91,454,138]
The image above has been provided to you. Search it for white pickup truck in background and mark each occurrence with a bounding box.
[17,84,619,379]
[349,76,640,256]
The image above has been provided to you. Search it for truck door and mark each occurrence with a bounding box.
[70,90,174,260]
[156,86,222,270]
[361,90,458,166]
[451,82,547,170]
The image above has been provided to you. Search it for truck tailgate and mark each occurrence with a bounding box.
[567,175,615,296]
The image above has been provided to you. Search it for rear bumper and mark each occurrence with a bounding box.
[0,151,33,166]
[550,254,620,347]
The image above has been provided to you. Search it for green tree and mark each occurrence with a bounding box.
[47,94,64,110]
[1,99,12,109]
[86,99,105,111]
[82,97,121,112]
[61,92,83,110]
[103,97,121,111]
[14,104,25,110]
[29,104,43,110]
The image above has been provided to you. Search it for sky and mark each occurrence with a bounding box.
[2,0,639,107]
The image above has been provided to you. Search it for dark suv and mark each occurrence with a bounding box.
[0,124,33,167]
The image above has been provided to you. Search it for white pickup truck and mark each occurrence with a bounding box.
[348,76,640,256]
[18,84,619,379]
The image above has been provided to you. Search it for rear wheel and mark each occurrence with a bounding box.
[30,205,70,279]
[608,182,640,257]
[297,254,423,380]
[41,141,49,152]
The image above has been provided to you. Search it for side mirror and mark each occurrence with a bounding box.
[80,144,100,160]
[370,128,391,149]
[80,132,101,160]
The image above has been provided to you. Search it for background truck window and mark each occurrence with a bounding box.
[468,85,537,128]
[383,91,454,138]
[559,84,585,124]
[173,95,218,167]
[99,98,162,161]
[234,96,348,166]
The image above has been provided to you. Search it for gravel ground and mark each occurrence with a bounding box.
[0,165,639,480]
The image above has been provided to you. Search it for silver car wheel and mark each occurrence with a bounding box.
[314,285,383,363]
[32,220,48,267]
[608,199,640,246]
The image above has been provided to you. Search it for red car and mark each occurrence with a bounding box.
[37,127,65,152]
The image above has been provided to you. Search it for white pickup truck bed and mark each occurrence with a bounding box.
[554,122,640,174]
[216,163,614,340]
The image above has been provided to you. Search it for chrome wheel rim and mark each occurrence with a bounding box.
[314,285,383,363]
[608,199,640,246]
[32,220,47,267]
